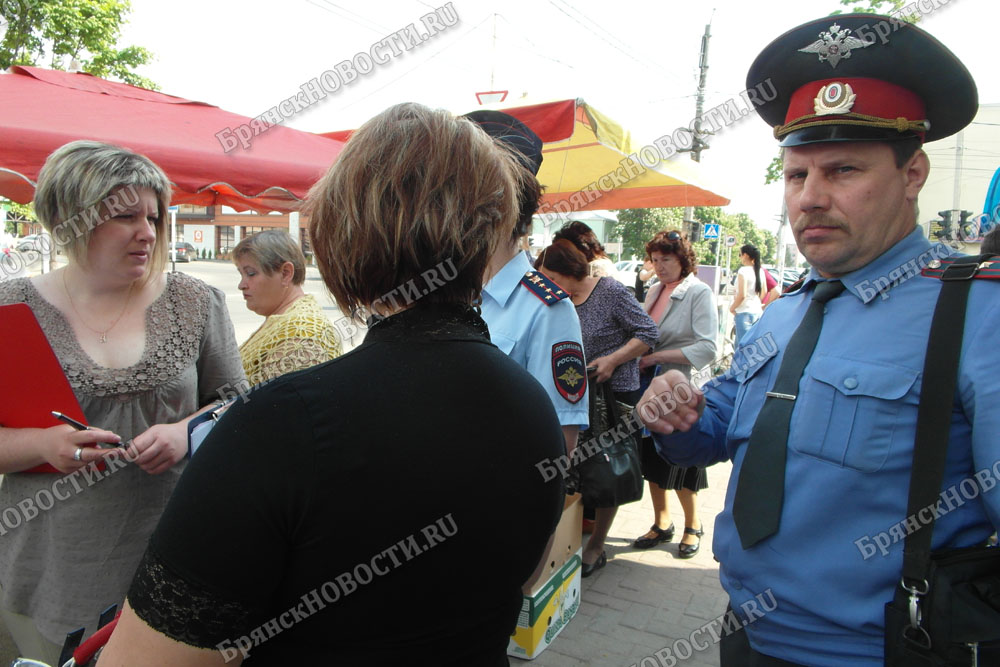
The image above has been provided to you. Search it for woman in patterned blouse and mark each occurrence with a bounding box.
[234,229,341,385]
[538,239,659,577]
[0,141,244,665]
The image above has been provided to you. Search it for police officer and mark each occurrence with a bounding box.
[637,14,999,666]
[468,110,590,456]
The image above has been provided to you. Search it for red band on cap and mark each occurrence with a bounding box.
[784,77,926,131]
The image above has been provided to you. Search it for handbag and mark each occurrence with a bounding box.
[572,380,643,508]
[884,254,1000,666]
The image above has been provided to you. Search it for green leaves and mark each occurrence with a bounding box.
[611,206,777,272]
[833,0,918,22]
[0,0,155,89]
[612,207,684,261]
[1,198,36,234]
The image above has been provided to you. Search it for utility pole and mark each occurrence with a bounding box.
[775,205,788,279]
[683,19,713,242]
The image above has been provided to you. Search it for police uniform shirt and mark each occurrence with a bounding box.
[481,251,590,430]
[654,229,1000,666]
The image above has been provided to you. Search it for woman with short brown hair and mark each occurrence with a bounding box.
[103,103,566,665]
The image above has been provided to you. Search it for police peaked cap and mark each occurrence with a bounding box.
[747,13,978,146]
[463,110,544,175]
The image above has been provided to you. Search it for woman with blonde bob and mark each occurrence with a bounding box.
[234,229,341,385]
[0,140,243,665]
[103,103,567,665]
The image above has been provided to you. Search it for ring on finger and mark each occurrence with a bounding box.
[73,447,83,462]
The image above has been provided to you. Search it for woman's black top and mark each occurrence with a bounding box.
[126,305,566,665]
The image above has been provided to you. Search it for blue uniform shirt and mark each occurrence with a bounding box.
[654,229,1000,665]
[482,252,589,430]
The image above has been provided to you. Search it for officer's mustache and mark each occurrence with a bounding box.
[794,213,847,234]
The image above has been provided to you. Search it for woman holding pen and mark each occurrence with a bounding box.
[0,141,244,665]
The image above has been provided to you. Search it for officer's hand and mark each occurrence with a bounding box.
[637,370,704,435]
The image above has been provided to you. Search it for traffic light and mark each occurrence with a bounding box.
[957,210,976,241]
[684,220,701,241]
[933,210,955,241]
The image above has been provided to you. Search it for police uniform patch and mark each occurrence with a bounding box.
[520,270,570,306]
[551,341,586,404]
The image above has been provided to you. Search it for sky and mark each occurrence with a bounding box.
[119,0,1000,234]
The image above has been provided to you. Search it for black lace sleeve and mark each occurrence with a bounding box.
[127,548,256,649]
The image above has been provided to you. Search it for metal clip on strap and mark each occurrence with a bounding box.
[902,577,932,649]
[940,260,981,281]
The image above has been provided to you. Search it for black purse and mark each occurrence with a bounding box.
[572,380,643,508]
[884,255,1000,666]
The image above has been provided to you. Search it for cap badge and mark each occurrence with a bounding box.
[799,23,872,68]
[814,82,856,115]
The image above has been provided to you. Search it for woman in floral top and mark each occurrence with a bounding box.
[538,239,659,577]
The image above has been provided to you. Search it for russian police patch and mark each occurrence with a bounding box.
[552,341,587,404]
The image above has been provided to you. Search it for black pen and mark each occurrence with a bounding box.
[51,411,127,449]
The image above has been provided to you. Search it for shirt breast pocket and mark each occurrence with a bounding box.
[789,355,919,472]
[727,341,780,443]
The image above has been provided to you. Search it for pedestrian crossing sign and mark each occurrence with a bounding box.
[703,224,720,239]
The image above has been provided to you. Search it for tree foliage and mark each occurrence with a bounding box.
[1,198,36,235]
[764,154,783,185]
[612,207,684,261]
[833,0,912,17]
[611,206,777,273]
[0,0,155,89]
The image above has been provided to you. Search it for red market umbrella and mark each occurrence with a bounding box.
[0,66,344,212]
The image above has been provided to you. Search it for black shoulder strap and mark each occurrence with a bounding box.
[901,253,992,584]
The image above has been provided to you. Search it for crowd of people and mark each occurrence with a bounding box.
[0,10,997,667]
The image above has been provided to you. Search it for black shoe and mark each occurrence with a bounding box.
[581,551,607,578]
[632,523,675,549]
[677,526,704,559]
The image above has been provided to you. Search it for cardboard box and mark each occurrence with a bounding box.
[521,493,583,595]
[508,549,582,660]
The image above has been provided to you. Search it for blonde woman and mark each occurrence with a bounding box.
[0,141,243,664]
[234,229,341,385]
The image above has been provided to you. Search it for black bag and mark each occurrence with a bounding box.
[573,380,643,508]
[884,255,1000,666]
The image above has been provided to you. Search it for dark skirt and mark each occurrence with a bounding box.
[640,436,708,491]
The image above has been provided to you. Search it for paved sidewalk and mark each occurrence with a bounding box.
[517,461,733,667]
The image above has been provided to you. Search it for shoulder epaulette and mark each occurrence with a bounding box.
[779,277,806,296]
[519,270,570,305]
[920,255,1000,280]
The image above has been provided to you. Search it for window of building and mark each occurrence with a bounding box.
[217,226,235,258]
[242,226,268,239]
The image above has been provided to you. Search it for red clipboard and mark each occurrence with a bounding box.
[0,303,94,473]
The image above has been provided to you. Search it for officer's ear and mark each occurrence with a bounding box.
[903,149,930,202]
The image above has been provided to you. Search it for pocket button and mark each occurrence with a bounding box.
[843,377,858,390]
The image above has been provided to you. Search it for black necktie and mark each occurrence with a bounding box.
[732,279,846,549]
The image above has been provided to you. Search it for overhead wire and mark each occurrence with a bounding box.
[546,0,685,85]
[306,0,390,35]
[327,15,495,114]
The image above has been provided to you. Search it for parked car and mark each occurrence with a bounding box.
[765,267,807,291]
[15,234,51,253]
[169,241,196,263]
[614,259,643,286]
